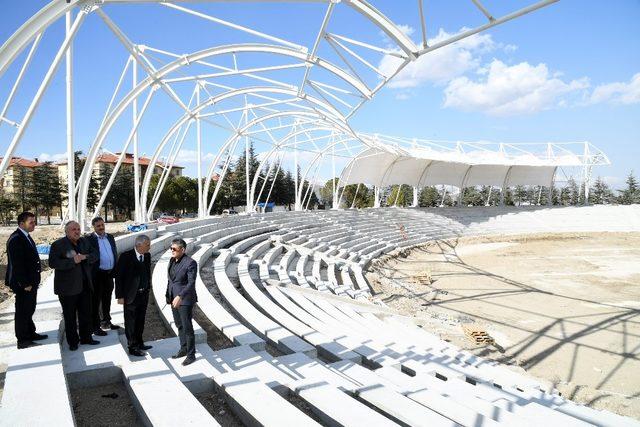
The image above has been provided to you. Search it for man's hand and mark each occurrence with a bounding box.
[117,298,124,305]
[24,286,33,292]
[73,253,86,264]
[171,296,182,309]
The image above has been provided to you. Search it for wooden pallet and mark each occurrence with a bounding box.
[462,324,495,345]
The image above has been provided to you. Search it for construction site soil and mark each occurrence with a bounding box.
[367,232,640,419]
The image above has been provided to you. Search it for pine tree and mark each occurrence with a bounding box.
[385,185,412,207]
[0,194,18,225]
[618,171,639,204]
[32,162,63,224]
[320,178,338,208]
[462,186,484,206]
[418,186,440,207]
[591,176,613,205]
[12,164,32,213]
[565,177,580,205]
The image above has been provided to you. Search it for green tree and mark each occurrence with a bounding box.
[385,185,412,207]
[418,186,440,207]
[12,165,32,213]
[590,176,614,205]
[618,171,639,204]
[461,186,484,206]
[0,194,18,225]
[341,183,371,208]
[319,178,339,208]
[228,141,260,209]
[32,162,63,224]
[108,168,135,220]
[566,177,580,205]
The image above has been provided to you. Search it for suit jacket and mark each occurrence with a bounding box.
[87,232,118,277]
[48,236,98,296]
[115,249,151,305]
[5,228,41,292]
[165,255,198,306]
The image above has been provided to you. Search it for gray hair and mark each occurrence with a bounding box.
[64,221,79,232]
[134,234,151,247]
[171,238,187,250]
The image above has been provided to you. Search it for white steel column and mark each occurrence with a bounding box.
[548,166,557,207]
[373,185,380,208]
[412,186,418,207]
[332,145,338,208]
[294,133,300,211]
[196,82,204,217]
[65,12,76,221]
[132,60,142,223]
[244,105,252,213]
[582,142,591,205]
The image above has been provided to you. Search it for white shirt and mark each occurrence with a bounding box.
[134,248,145,263]
[19,227,34,247]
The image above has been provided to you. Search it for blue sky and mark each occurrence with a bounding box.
[1,0,638,189]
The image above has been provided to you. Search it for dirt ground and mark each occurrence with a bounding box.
[70,382,142,427]
[367,232,640,419]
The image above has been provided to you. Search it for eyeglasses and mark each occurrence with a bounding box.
[170,247,181,251]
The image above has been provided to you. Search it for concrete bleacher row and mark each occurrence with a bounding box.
[2,206,639,426]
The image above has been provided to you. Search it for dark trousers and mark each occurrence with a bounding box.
[59,283,92,347]
[14,287,37,343]
[92,269,114,329]
[124,290,149,350]
[172,304,195,358]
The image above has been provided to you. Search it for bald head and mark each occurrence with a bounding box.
[65,221,81,243]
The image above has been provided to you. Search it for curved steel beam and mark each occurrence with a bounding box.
[202,110,357,215]
[137,87,351,219]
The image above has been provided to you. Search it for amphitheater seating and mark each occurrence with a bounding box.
[3,207,640,426]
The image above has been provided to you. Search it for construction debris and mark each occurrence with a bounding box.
[462,324,495,345]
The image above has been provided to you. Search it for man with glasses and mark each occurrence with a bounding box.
[115,235,153,356]
[165,238,198,366]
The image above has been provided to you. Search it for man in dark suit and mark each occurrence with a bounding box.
[49,221,99,351]
[166,238,198,366]
[115,234,152,357]
[5,211,48,349]
[87,216,119,335]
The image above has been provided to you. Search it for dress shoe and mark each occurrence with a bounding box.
[139,344,153,351]
[69,344,78,351]
[17,340,39,349]
[31,333,49,341]
[80,339,100,345]
[181,356,196,366]
[129,348,146,357]
[93,329,107,336]
[102,321,120,330]
[171,349,187,359]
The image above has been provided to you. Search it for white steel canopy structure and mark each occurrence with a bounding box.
[0,0,608,230]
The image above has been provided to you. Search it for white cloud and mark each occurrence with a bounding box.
[37,152,67,162]
[588,73,640,105]
[174,149,216,164]
[379,28,497,89]
[443,60,589,116]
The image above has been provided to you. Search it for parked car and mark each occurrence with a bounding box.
[157,214,179,224]
[222,209,238,215]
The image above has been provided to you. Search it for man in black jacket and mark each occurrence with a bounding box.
[165,238,198,366]
[49,221,99,351]
[5,211,47,349]
[115,234,152,357]
[87,216,119,335]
